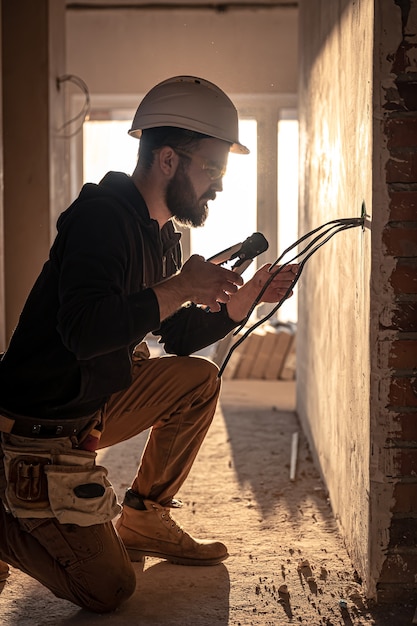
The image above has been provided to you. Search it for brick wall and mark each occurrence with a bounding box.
[377,2,417,602]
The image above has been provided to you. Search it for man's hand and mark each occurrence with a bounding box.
[153,255,244,321]
[226,263,299,322]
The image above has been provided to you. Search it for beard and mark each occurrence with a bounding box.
[165,160,213,228]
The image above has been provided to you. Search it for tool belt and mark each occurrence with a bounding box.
[1,433,121,526]
[0,411,95,439]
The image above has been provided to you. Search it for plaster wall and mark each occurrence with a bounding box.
[297,0,373,591]
[66,6,298,96]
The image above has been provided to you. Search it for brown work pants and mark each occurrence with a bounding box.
[0,355,220,613]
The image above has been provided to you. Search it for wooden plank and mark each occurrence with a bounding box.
[264,329,294,380]
[233,328,266,379]
[280,334,297,380]
[250,326,281,379]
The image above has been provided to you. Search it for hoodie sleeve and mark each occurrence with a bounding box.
[55,199,161,360]
[155,302,240,356]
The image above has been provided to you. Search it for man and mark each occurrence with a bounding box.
[0,76,295,613]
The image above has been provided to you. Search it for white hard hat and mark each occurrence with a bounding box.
[129,76,249,154]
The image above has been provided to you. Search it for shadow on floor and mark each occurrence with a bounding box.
[220,385,333,526]
[1,562,230,626]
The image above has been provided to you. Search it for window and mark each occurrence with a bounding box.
[83,120,137,183]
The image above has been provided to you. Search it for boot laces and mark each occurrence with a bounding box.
[158,507,182,534]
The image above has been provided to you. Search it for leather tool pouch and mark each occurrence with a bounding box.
[2,443,121,526]
[4,449,51,515]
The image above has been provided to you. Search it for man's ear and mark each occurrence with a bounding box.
[158,146,179,178]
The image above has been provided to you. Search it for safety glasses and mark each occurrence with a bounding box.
[173,147,227,181]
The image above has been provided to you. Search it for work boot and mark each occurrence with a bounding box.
[0,560,9,582]
[115,494,228,566]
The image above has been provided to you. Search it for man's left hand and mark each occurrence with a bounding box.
[226,263,299,322]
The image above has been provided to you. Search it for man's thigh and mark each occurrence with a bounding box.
[99,355,220,448]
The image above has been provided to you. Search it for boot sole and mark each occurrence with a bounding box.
[126,547,228,566]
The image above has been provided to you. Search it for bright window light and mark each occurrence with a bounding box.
[83,120,138,183]
[190,119,257,273]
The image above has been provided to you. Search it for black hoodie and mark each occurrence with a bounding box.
[0,172,237,419]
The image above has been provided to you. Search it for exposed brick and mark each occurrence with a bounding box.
[391,302,417,332]
[391,483,417,514]
[391,41,417,112]
[388,517,417,547]
[392,449,417,476]
[392,41,417,76]
[396,80,417,112]
[388,339,417,368]
[391,413,417,441]
[389,260,417,294]
[386,118,417,149]
[388,190,417,221]
[389,377,417,406]
[386,153,417,183]
[383,225,417,256]
[378,552,417,583]
[380,303,417,332]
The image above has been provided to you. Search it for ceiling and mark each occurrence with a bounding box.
[66,1,298,9]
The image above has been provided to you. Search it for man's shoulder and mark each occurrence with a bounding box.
[58,172,147,228]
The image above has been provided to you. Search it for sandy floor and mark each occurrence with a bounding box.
[0,380,415,625]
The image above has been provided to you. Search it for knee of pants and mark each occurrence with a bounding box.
[181,356,220,390]
[77,561,136,614]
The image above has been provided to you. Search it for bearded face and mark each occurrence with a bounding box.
[165,158,215,228]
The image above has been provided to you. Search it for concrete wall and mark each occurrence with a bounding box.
[298,0,417,602]
[297,0,373,595]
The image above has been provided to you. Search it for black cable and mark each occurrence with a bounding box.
[56,74,91,138]
[234,217,364,334]
[217,217,364,378]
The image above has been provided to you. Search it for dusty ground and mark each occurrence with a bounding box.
[0,379,415,625]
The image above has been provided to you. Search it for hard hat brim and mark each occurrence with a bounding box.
[128,125,249,155]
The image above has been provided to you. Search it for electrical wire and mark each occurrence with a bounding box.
[56,74,91,138]
[234,217,364,334]
[217,216,364,378]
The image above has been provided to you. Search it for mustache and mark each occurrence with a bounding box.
[202,192,216,202]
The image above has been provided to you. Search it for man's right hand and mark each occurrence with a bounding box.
[152,254,244,321]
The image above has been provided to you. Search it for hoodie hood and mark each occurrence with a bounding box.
[57,171,152,231]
